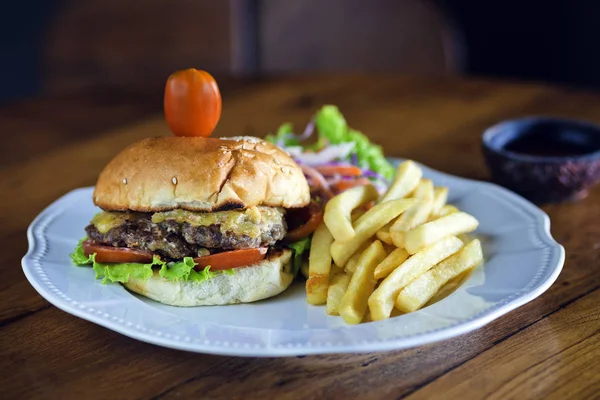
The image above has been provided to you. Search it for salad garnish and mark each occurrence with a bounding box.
[266,105,394,203]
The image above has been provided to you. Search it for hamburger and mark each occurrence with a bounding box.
[71,136,311,306]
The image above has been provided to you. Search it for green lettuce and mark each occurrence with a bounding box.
[70,238,92,265]
[71,240,230,284]
[92,254,155,284]
[287,237,311,276]
[158,256,194,281]
[182,264,217,283]
[265,105,395,181]
[315,105,395,180]
[264,122,299,147]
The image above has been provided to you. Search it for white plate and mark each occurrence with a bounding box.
[22,160,564,357]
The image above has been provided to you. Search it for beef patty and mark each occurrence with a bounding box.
[85,207,287,259]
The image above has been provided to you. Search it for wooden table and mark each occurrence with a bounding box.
[2,76,599,399]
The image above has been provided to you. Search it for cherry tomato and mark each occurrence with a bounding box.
[194,248,268,271]
[83,240,154,263]
[164,69,222,137]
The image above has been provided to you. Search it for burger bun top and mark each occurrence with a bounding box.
[93,136,310,212]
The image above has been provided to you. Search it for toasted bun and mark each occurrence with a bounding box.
[123,249,293,306]
[93,136,310,212]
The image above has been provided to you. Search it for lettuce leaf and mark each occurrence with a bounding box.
[70,238,92,265]
[264,122,300,147]
[265,105,395,181]
[158,256,194,281]
[287,237,311,276]
[92,254,155,284]
[221,268,235,276]
[70,240,230,284]
[188,266,218,282]
[315,105,395,180]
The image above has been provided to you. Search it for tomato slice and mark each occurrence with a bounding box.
[285,201,324,242]
[83,241,268,271]
[82,240,154,263]
[193,248,268,271]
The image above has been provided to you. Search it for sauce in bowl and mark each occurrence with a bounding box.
[485,118,600,159]
[482,117,600,203]
[504,136,594,157]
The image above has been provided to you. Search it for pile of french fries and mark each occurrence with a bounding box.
[305,160,483,324]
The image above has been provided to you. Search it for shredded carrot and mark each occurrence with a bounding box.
[330,178,371,194]
[314,165,363,177]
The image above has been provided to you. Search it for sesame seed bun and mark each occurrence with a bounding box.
[92,136,310,212]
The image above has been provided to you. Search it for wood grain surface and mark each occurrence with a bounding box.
[2,75,599,400]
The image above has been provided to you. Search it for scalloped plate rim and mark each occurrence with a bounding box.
[22,159,565,356]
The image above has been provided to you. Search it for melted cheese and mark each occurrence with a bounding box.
[91,212,139,233]
[152,206,284,238]
[91,207,284,238]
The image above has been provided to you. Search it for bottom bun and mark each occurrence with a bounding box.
[123,249,293,306]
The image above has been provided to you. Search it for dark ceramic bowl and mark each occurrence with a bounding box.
[482,117,600,203]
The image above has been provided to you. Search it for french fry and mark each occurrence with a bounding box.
[324,184,379,242]
[427,270,470,305]
[436,204,459,218]
[396,239,483,312]
[404,211,479,255]
[431,187,449,216]
[416,179,435,199]
[368,236,464,320]
[339,240,387,324]
[344,253,360,275]
[344,241,373,275]
[306,223,335,305]
[375,221,394,245]
[428,204,460,222]
[380,160,422,202]
[390,179,434,247]
[373,248,409,280]
[376,229,394,245]
[326,272,351,316]
[301,157,485,325]
[330,198,416,266]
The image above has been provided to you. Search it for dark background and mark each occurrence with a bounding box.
[447,0,600,87]
[2,0,600,102]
